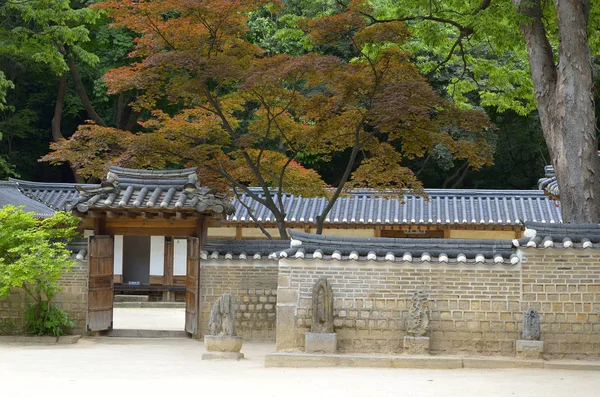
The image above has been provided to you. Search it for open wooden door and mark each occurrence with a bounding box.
[87,235,114,332]
[185,236,200,334]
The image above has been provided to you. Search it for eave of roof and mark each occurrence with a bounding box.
[280,230,519,265]
[0,181,56,218]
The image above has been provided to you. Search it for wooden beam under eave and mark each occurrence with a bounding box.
[158,212,173,220]
[141,212,155,219]
[106,211,119,219]
[176,212,187,220]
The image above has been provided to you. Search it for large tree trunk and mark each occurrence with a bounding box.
[515,0,600,223]
[52,74,85,183]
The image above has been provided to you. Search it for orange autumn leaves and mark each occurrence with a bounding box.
[45,0,492,201]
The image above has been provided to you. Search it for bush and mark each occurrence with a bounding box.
[0,206,80,337]
[24,301,74,337]
[0,318,18,335]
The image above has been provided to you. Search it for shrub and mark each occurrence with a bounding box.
[0,206,80,336]
[24,301,74,337]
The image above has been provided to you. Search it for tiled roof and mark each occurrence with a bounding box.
[279,231,519,265]
[9,178,81,211]
[538,152,600,198]
[2,177,564,226]
[513,222,600,249]
[538,165,559,198]
[67,238,88,261]
[70,166,235,215]
[201,239,290,261]
[0,181,56,218]
[230,188,562,226]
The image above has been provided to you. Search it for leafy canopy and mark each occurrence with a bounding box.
[0,206,80,301]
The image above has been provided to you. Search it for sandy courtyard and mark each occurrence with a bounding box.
[0,338,599,397]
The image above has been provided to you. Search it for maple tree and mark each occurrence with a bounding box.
[44,0,493,238]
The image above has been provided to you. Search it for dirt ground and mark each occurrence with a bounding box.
[1,338,599,397]
[112,307,185,330]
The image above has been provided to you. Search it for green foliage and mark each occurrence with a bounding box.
[0,318,18,335]
[24,301,74,337]
[0,206,80,322]
[0,71,14,110]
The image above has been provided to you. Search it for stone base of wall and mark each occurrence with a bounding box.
[200,260,278,341]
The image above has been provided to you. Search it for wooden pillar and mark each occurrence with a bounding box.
[235,225,243,240]
[195,216,207,247]
[374,227,382,237]
[93,214,106,235]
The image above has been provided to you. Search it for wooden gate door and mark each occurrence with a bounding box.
[87,235,114,332]
[185,237,200,334]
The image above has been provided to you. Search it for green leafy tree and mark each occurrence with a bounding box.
[0,206,80,336]
[360,0,600,223]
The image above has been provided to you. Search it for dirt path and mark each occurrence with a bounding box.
[1,338,598,397]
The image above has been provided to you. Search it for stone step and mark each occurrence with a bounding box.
[105,329,190,338]
[114,295,149,303]
[113,301,185,308]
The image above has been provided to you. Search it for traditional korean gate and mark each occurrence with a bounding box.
[185,237,200,334]
[87,235,114,331]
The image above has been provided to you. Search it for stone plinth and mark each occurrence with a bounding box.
[516,340,544,359]
[403,336,430,355]
[204,335,243,353]
[202,352,244,360]
[305,332,337,353]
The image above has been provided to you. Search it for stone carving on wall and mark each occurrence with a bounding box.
[406,291,430,337]
[208,293,237,336]
[522,309,541,340]
[311,277,334,333]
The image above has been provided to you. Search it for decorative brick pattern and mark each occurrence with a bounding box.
[277,249,600,358]
[278,261,520,355]
[0,260,88,334]
[520,249,600,359]
[200,260,278,341]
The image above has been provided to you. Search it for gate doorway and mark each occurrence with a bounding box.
[77,166,233,337]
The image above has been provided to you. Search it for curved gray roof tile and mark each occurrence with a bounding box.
[229,188,562,226]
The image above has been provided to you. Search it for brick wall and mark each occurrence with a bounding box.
[0,259,88,334]
[277,248,600,358]
[199,259,278,341]
[520,248,600,359]
[277,260,520,355]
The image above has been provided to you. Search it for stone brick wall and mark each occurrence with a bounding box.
[199,259,278,341]
[520,248,600,359]
[277,248,600,358]
[0,259,88,334]
[277,260,520,355]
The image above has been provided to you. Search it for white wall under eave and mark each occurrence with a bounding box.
[114,235,123,275]
[173,238,187,276]
[150,236,165,276]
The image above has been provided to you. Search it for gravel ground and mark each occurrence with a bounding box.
[1,338,599,397]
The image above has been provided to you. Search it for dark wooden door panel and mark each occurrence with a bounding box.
[185,237,199,334]
[87,235,114,332]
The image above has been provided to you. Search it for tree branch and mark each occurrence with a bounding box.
[232,185,272,239]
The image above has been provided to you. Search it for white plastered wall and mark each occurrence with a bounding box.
[150,236,165,276]
[114,235,124,276]
[173,238,187,276]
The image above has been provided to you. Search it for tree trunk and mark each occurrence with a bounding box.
[515,0,600,223]
[51,75,67,143]
[51,74,85,183]
[67,55,106,126]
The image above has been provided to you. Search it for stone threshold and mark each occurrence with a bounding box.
[104,329,190,338]
[265,352,600,371]
[0,335,81,345]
